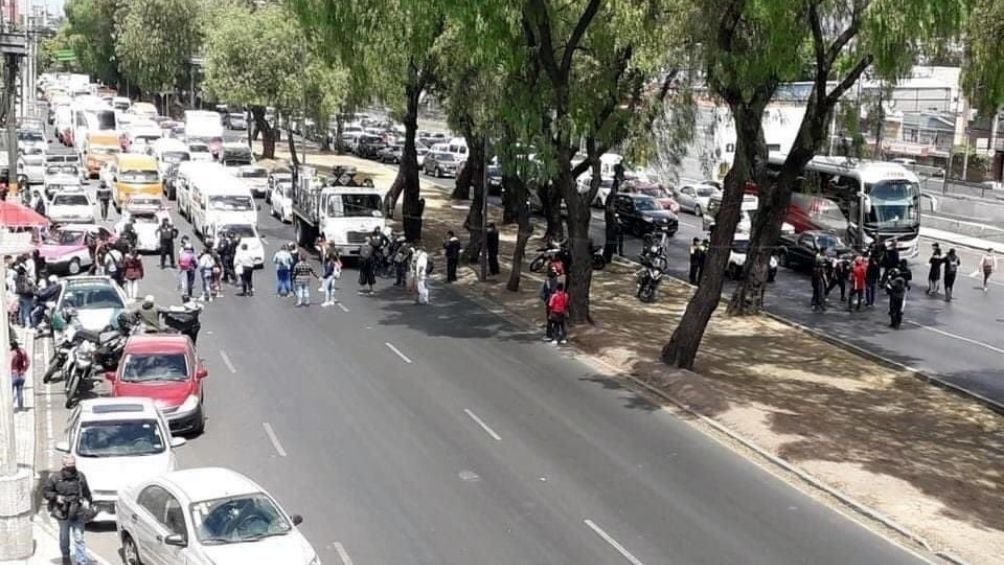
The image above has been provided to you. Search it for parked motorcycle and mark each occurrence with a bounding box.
[636,251,666,303]
[64,339,97,408]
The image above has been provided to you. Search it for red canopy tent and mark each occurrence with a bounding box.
[0,201,49,228]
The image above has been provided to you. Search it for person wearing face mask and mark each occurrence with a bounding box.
[43,455,93,565]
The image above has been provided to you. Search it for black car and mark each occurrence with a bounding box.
[487,164,503,195]
[778,230,853,270]
[613,193,679,236]
[356,135,387,159]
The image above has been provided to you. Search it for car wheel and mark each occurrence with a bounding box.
[192,403,206,435]
[67,258,81,276]
[436,167,443,178]
[694,204,703,218]
[122,534,143,565]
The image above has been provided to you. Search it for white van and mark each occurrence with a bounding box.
[151,138,191,177]
[71,105,117,153]
[175,161,226,219]
[188,169,257,240]
[431,138,469,159]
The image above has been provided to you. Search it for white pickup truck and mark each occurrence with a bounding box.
[291,167,386,258]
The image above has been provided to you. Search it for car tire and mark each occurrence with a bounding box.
[67,258,81,276]
[192,403,206,435]
[122,534,143,565]
[436,167,443,178]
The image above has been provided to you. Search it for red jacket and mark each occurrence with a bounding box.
[124,256,144,281]
[548,290,569,314]
[11,348,29,374]
[852,262,867,290]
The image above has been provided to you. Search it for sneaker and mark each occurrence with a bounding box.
[321,302,331,307]
[542,336,553,342]
[560,339,568,344]
[551,340,558,345]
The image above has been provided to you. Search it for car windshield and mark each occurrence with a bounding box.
[867,180,919,229]
[191,493,292,544]
[53,193,88,206]
[162,152,189,164]
[120,170,158,183]
[76,419,166,457]
[18,131,44,142]
[130,214,160,225]
[634,198,658,211]
[697,187,718,197]
[209,195,254,211]
[241,168,267,178]
[121,353,189,383]
[189,144,209,153]
[816,234,844,250]
[62,283,125,310]
[326,194,383,218]
[47,230,84,245]
[437,153,455,162]
[220,225,256,239]
[90,146,119,155]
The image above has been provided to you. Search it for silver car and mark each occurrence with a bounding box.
[674,183,721,217]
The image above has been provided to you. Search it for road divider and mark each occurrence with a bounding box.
[584,519,646,565]
[262,422,288,457]
[334,542,355,565]
[385,342,413,364]
[219,350,237,373]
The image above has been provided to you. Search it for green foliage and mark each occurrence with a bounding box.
[962,0,1004,112]
[202,3,348,120]
[38,27,81,74]
[115,0,203,94]
[63,0,127,85]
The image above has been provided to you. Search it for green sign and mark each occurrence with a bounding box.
[54,49,76,62]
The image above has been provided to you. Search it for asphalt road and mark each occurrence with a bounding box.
[399,164,1004,407]
[35,136,930,563]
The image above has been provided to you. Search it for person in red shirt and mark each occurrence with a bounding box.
[849,256,867,312]
[11,340,29,411]
[547,283,569,344]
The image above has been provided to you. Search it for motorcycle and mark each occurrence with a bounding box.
[529,241,606,273]
[636,249,666,303]
[160,308,202,345]
[64,339,97,408]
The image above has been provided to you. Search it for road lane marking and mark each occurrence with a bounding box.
[337,302,350,313]
[334,542,354,565]
[905,321,1004,354]
[262,422,287,457]
[385,342,413,364]
[219,350,237,373]
[584,519,645,565]
[464,409,502,441]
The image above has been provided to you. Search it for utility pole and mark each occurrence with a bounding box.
[0,32,32,563]
[479,135,489,281]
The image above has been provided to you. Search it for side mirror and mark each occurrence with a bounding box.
[290,514,303,526]
[195,367,208,379]
[163,533,187,547]
[169,437,187,448]
[861,194,872,215]
[105,371,116,382]
[55,440,70,453]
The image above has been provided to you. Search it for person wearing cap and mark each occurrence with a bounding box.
[136,295,164,332]
[10,340,28,411]
[156,217,179,269]
[42,454,92,565]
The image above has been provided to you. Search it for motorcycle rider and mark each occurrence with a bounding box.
[135,295,164,332]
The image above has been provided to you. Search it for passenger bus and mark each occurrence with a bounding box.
[768,155,921,258]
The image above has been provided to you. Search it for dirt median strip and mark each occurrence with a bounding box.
[265,147,1004,564]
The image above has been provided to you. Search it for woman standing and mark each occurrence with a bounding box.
[942,248,960,301]
[122,250,145,301]
[980,248,997,292]
[321,251,342,307]
[926,243,942,295]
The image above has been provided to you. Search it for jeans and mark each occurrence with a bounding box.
[201,272,214,299]
[160,242,175,268]
[865,281,877,306]
[323,276,336,303]
[548,316,567,342]
[183,270,195,297]
[240,270,254,295]
[99,200,109,220]
[58,518,87,561]
[125,279,139,300]
[12,373,24,409]
[416,277,429,304]
[295,281,310,305]
[18,295,32,327]
[276,269,291,295]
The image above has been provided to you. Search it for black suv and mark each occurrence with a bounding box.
[356,135,387,159]
[613,193,679,236]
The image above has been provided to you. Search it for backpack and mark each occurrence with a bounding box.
[425,256,434,275]
[14,274,33,295]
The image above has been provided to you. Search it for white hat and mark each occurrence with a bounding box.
[143,295,155,304]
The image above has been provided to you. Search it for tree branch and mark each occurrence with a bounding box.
[808,1,826,74]
[825,54,873,107]
[560,0,602,79]
[825,0,868,66]
[524,0,562,86]
[717,0,747,53]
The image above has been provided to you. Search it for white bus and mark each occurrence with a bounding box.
[767,155,922,257]
[187,169,257,240]
[71,104,117,153]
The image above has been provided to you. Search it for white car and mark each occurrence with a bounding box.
[56,398,185,524]
[235,165,269,197]
[188,142,213,162]
[17,152,47,184]
[17,128,47,155]
[213,223,265,267]
[726,235,779,281]
[55,275,128,331]
[270,181,293,223]
[116,212,169,253]
[117,467,319,565]
[43,164,84,199]
[47,188,95,224]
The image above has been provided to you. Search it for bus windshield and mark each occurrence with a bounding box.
[867,180,919,229]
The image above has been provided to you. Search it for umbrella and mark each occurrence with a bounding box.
[0,200,50,228]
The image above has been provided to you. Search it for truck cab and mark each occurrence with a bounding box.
[292,169,385,258]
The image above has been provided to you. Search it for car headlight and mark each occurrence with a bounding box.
[643,216,654,222]
[176,394,200,414]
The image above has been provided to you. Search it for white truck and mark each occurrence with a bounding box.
[291,166,386,258]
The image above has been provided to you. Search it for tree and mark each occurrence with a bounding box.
[289,0,448,242]
[63,0,127,86]
[728,0,969,315]
[963,0,1004,113]
[115,0,202,111]
[38,27,81,74]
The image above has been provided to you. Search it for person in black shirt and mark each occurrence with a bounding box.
[444,230,462,282]
[485,222,500,275]
[155,218,178,269]
[96,182,112,221]
[865,253,881,307]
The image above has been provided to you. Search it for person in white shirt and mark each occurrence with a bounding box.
[414,247,430,305]
[980,248,997,292]
[234,243,255,296]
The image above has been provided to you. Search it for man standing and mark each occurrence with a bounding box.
[95,181,112,221]
[292,255,318,307]
[881,240,900,283]
[943,248,960,301]
[865,253,881,307]
[485,222,501,276]
[539,270,559,341]
[272,244,294,297]
[178,244,197,298]
[696,239,709,283]
[886,268,908,328]
[688,238,701,284]
[10,340,29,411]
[43,455,93,565]
[414,246,430,305]
[444,230,462,283]
[156,218,178,269]
[811,253,829,312]
[849,256,867,312]
[547,282,570,344]
[234,243,255,296]
[14,265,35,328]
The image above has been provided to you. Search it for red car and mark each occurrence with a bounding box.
[624,180,680,214]
[106,335,208,435]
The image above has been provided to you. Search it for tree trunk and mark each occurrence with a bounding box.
[507,192,533,292]
[398,79,423,242]
[463,169,485,264]
[334,115,345,154]
[556,147,595,324]
[501,174,521,225]
[541,182,564,242]
[251,106,276,159]
[662,102,768,369]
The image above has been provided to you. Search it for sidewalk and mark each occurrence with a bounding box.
[921,226,1004,249]
[274,147,1004,564]
[0,332,110,565]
